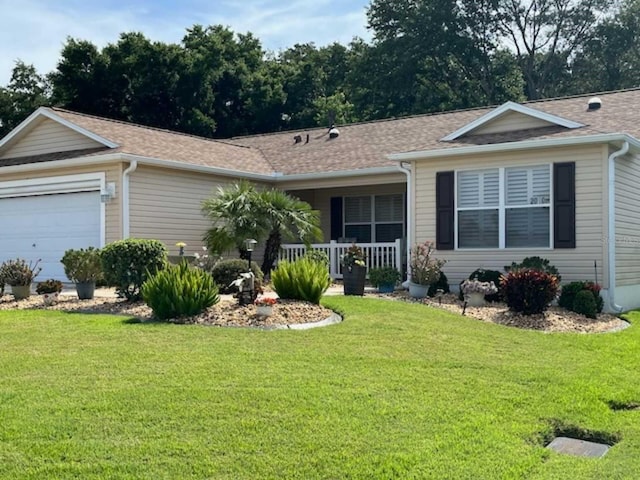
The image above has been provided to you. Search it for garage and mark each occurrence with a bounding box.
[0,176,103,282]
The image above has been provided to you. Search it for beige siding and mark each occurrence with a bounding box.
[1,118,104,159]
[0,162,123,243]
[279,172,405,191]
[129,166,270,256]
[615,153,640,286]
[288,183,406,242]
[470,111,554,135]
[413,145,609,287]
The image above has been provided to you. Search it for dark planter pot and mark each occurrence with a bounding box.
[343,265,366,296]
[76,281,96,300]
[377,283,395,294]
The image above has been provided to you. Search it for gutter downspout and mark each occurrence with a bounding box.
[122,160,138,238]
[397,161,413,284]
[608,141,629,313]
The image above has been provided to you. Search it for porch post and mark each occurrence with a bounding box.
[329,240,338,279]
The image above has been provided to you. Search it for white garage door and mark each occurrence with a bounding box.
[0,191,101,281]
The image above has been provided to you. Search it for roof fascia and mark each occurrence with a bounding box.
[388,133,640,162]
[441,101,585,141]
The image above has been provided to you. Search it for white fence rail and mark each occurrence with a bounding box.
[279,239,403,279]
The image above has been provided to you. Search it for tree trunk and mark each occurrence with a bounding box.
[262,230,282,276]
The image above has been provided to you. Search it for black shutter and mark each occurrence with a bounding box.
[436,171,455,250]
[330,197,343,241]
[554,162,576,249]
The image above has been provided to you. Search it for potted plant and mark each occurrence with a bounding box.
[369,266,401,293]
[0,258,41,300]
[255,296,277,316]
[460,279,499,307]
[36,279,64,306]
[409,241,446,298]
[61,247,103,300]
[341,244,367,296]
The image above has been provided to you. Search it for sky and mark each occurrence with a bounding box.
[0,0,372,85]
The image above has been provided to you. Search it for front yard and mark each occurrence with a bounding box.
[1,297,639,479]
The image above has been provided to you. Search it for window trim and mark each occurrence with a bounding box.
[454,164,554,250]
[343,193,405,243]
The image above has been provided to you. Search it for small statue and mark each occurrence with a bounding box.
[230,272,257,306]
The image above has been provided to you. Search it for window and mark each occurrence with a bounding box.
[456,165,551,249]
[344,194,404,243]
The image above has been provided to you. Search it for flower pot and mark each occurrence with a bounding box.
[466,292,485,307]
[378,283,395,294]
[256,305,273,317]
[408,282,428,299]
[343,265,366,296]
[11,285,31,300]
[76,281,95,300]
[42,292,59,306]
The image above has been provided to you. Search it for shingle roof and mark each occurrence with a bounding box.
[48,108,274,174]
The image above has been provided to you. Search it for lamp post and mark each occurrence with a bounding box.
[244,238,257,272]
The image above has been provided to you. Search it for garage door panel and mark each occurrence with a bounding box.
[0,191,101,281]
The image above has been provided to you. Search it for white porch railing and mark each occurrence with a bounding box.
[279,239,403,279]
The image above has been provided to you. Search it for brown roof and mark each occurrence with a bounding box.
[49,108,273,175]
[231,88,640,174]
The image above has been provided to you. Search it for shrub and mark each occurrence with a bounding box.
[368,266,401,287]
[101,239,167,301]
[0,259,41,286]
[142,261,219,321]
[458,269,503,302]
[506,256,561,282]
[410,241,446,285]
[304,250,330,268]
[428,271,450,297]
[61,247,103,283]
[211,258,264,294]
[271,258,331,304]
[501,269,559,315]
[559,281,603,315]
[36,279,63,294]
[572,289,598,319]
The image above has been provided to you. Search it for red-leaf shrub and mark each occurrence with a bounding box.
[501,269,559,315]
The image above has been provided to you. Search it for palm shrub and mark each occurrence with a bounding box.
[142,261,220,321]
[271,258,331,304]
[211,259,264,294]
[101,239,167,301]
[501,269,559,315]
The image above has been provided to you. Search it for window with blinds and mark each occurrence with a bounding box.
[343,194,404,242]
[456,165,551,249]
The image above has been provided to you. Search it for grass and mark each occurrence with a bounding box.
[0,297,639,479]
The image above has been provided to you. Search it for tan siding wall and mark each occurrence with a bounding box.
[279,172,405,191]
[129,166,269,256]
[471,112,553,135]
[288,183,406,242]
[1,119,103,159]
[0,163,123,243]
[615,153,640,286]
[413,145,609,286]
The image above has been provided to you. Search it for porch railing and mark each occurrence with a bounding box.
[279,239,403,279]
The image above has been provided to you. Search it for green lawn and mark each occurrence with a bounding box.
[0,298,639,479]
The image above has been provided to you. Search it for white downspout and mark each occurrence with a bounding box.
[608,141,629,313]
[122,160,138,238]
[397,161,413,284]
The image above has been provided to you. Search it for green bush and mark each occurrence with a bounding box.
[271,258,331,304]
[501,269,559,315]
[212,259,264,294]
[368,266,401,287]
[559,281,603,315]
[458,269,502,302]
[101,239,167,301]
[428,271,450,297]
[304,250,330,268]
[36,279,63,294]
[61,247,103,283]
[572,289,598,319]
[142,261,219,321]
[506,256,561,282]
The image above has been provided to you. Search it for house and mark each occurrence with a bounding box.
[2,89,640,311]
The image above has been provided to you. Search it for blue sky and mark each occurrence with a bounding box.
[0,0,372,85]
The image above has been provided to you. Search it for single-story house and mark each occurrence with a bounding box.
[2,89,640,311]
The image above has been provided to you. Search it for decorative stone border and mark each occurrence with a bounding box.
[274,312,343,330]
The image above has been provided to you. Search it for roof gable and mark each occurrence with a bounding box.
[0,107,118,158]
[441,101,585,141]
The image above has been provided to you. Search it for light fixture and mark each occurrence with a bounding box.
[244,238,258,273]
[100,182,116,203]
